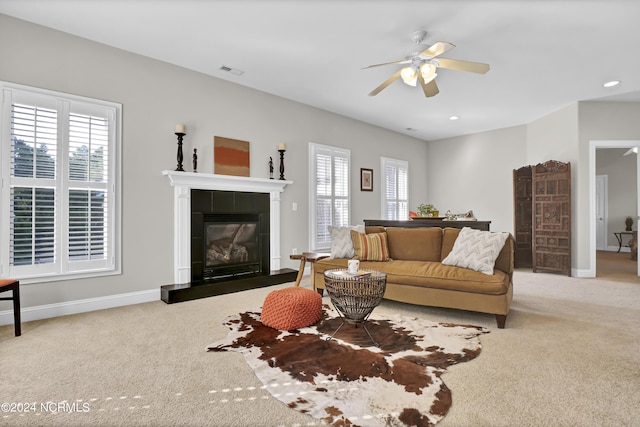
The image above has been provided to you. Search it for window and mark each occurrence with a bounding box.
[309,143,350,251]
[1,82,121,282]
[381,157,408,220]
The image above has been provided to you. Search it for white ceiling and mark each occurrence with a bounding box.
[1,0,639,141]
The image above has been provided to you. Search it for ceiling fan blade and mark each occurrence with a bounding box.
[368,70,402,96]
[420,42,455,59]
[419,74,439,97]
[437,58,490,74]
[362,59,411,69]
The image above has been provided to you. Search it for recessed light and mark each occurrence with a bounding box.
[405,127,416,131]
[603,80,620,88]
[449,116,459,121]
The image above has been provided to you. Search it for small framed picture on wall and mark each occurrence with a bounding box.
[360,168,373,191]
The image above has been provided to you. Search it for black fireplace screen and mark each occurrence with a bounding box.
[204,216,261,278]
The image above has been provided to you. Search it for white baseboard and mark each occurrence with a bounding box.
[572,268,595,278]
[0,288,160,326]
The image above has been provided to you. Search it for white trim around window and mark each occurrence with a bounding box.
[308,142,351,251]
[0,81,122,283]
[380,156,409,220]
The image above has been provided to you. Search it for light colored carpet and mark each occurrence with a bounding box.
[1,270,639,427]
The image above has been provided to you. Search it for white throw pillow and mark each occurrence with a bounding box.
[328,225,365,259]
[442,227,509,275]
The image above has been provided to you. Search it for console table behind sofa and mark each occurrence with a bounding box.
[363,219,491,231]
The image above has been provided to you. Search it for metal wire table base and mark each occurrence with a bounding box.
[325,314,380,347]
[323,269,387,347]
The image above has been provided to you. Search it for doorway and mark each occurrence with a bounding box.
[589,140,639,278]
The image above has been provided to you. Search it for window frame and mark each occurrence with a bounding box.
[380,156,409,221]
[308,142,351,251]
[0,81,122,284]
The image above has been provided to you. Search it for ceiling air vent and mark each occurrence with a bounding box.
[219,65,245,76]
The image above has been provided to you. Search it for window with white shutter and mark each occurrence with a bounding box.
[381,157,408,220]
[1,82,121,282]
[309,143,350,251]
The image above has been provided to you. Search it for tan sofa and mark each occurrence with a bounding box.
[313,226,514,328]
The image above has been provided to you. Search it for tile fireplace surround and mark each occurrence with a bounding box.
[161,170,297,303]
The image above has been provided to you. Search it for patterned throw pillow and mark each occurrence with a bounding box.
[328,225,365,259]
[442,227,509,275]
[350,230,390,261]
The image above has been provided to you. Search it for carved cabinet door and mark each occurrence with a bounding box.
[513,166,533,268]
[532,161,571,275]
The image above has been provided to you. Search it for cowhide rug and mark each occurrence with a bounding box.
[207,307,488,427]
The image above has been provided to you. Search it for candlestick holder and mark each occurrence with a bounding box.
[278,149,286,180]
[175,132,185,171]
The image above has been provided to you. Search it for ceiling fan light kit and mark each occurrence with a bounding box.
[366,30,489,98]
[400,66,418,86]
[420,63,437,84]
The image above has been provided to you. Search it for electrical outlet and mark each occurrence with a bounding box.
[292,202,298,211]
[292,248,298,255]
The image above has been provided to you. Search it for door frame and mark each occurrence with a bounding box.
[595,174,608,251]
[589,140,640,277]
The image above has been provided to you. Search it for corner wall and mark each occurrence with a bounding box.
[426,125,527,233]
[428,101,640,276]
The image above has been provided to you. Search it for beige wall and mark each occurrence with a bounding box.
[526,103,579,165]
[428,101,640,276]
[0,14,429,310]
[426,125,527,233]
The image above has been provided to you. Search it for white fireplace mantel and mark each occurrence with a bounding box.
[163,170,293,284]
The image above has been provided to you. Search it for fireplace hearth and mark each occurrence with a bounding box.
[161,173,296,304]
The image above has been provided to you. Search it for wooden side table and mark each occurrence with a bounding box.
[290,252,330,288]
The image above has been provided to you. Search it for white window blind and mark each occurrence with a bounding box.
[1,82,121,282]
[381,157,409,220]
[309,143,351,251]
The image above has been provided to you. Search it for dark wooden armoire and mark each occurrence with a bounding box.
[513,160,571,276]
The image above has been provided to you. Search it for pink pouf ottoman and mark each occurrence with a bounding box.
[261,287,323,330]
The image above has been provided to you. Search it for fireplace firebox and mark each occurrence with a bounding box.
[203,213,261,279]
[189,189,271,284]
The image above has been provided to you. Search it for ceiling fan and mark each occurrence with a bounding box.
[364,30,490,98]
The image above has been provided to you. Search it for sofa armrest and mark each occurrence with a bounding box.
[494,234,515,280]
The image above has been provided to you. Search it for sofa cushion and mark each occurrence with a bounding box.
[314,259,509,295]
[350,230,390,261]
[441,227,461,260]
[365,226,386,234]
[386,227,442,261]
[328,225,365,259]
[442,227,509,275]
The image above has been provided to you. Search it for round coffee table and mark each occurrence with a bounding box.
[323,269,387,346]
